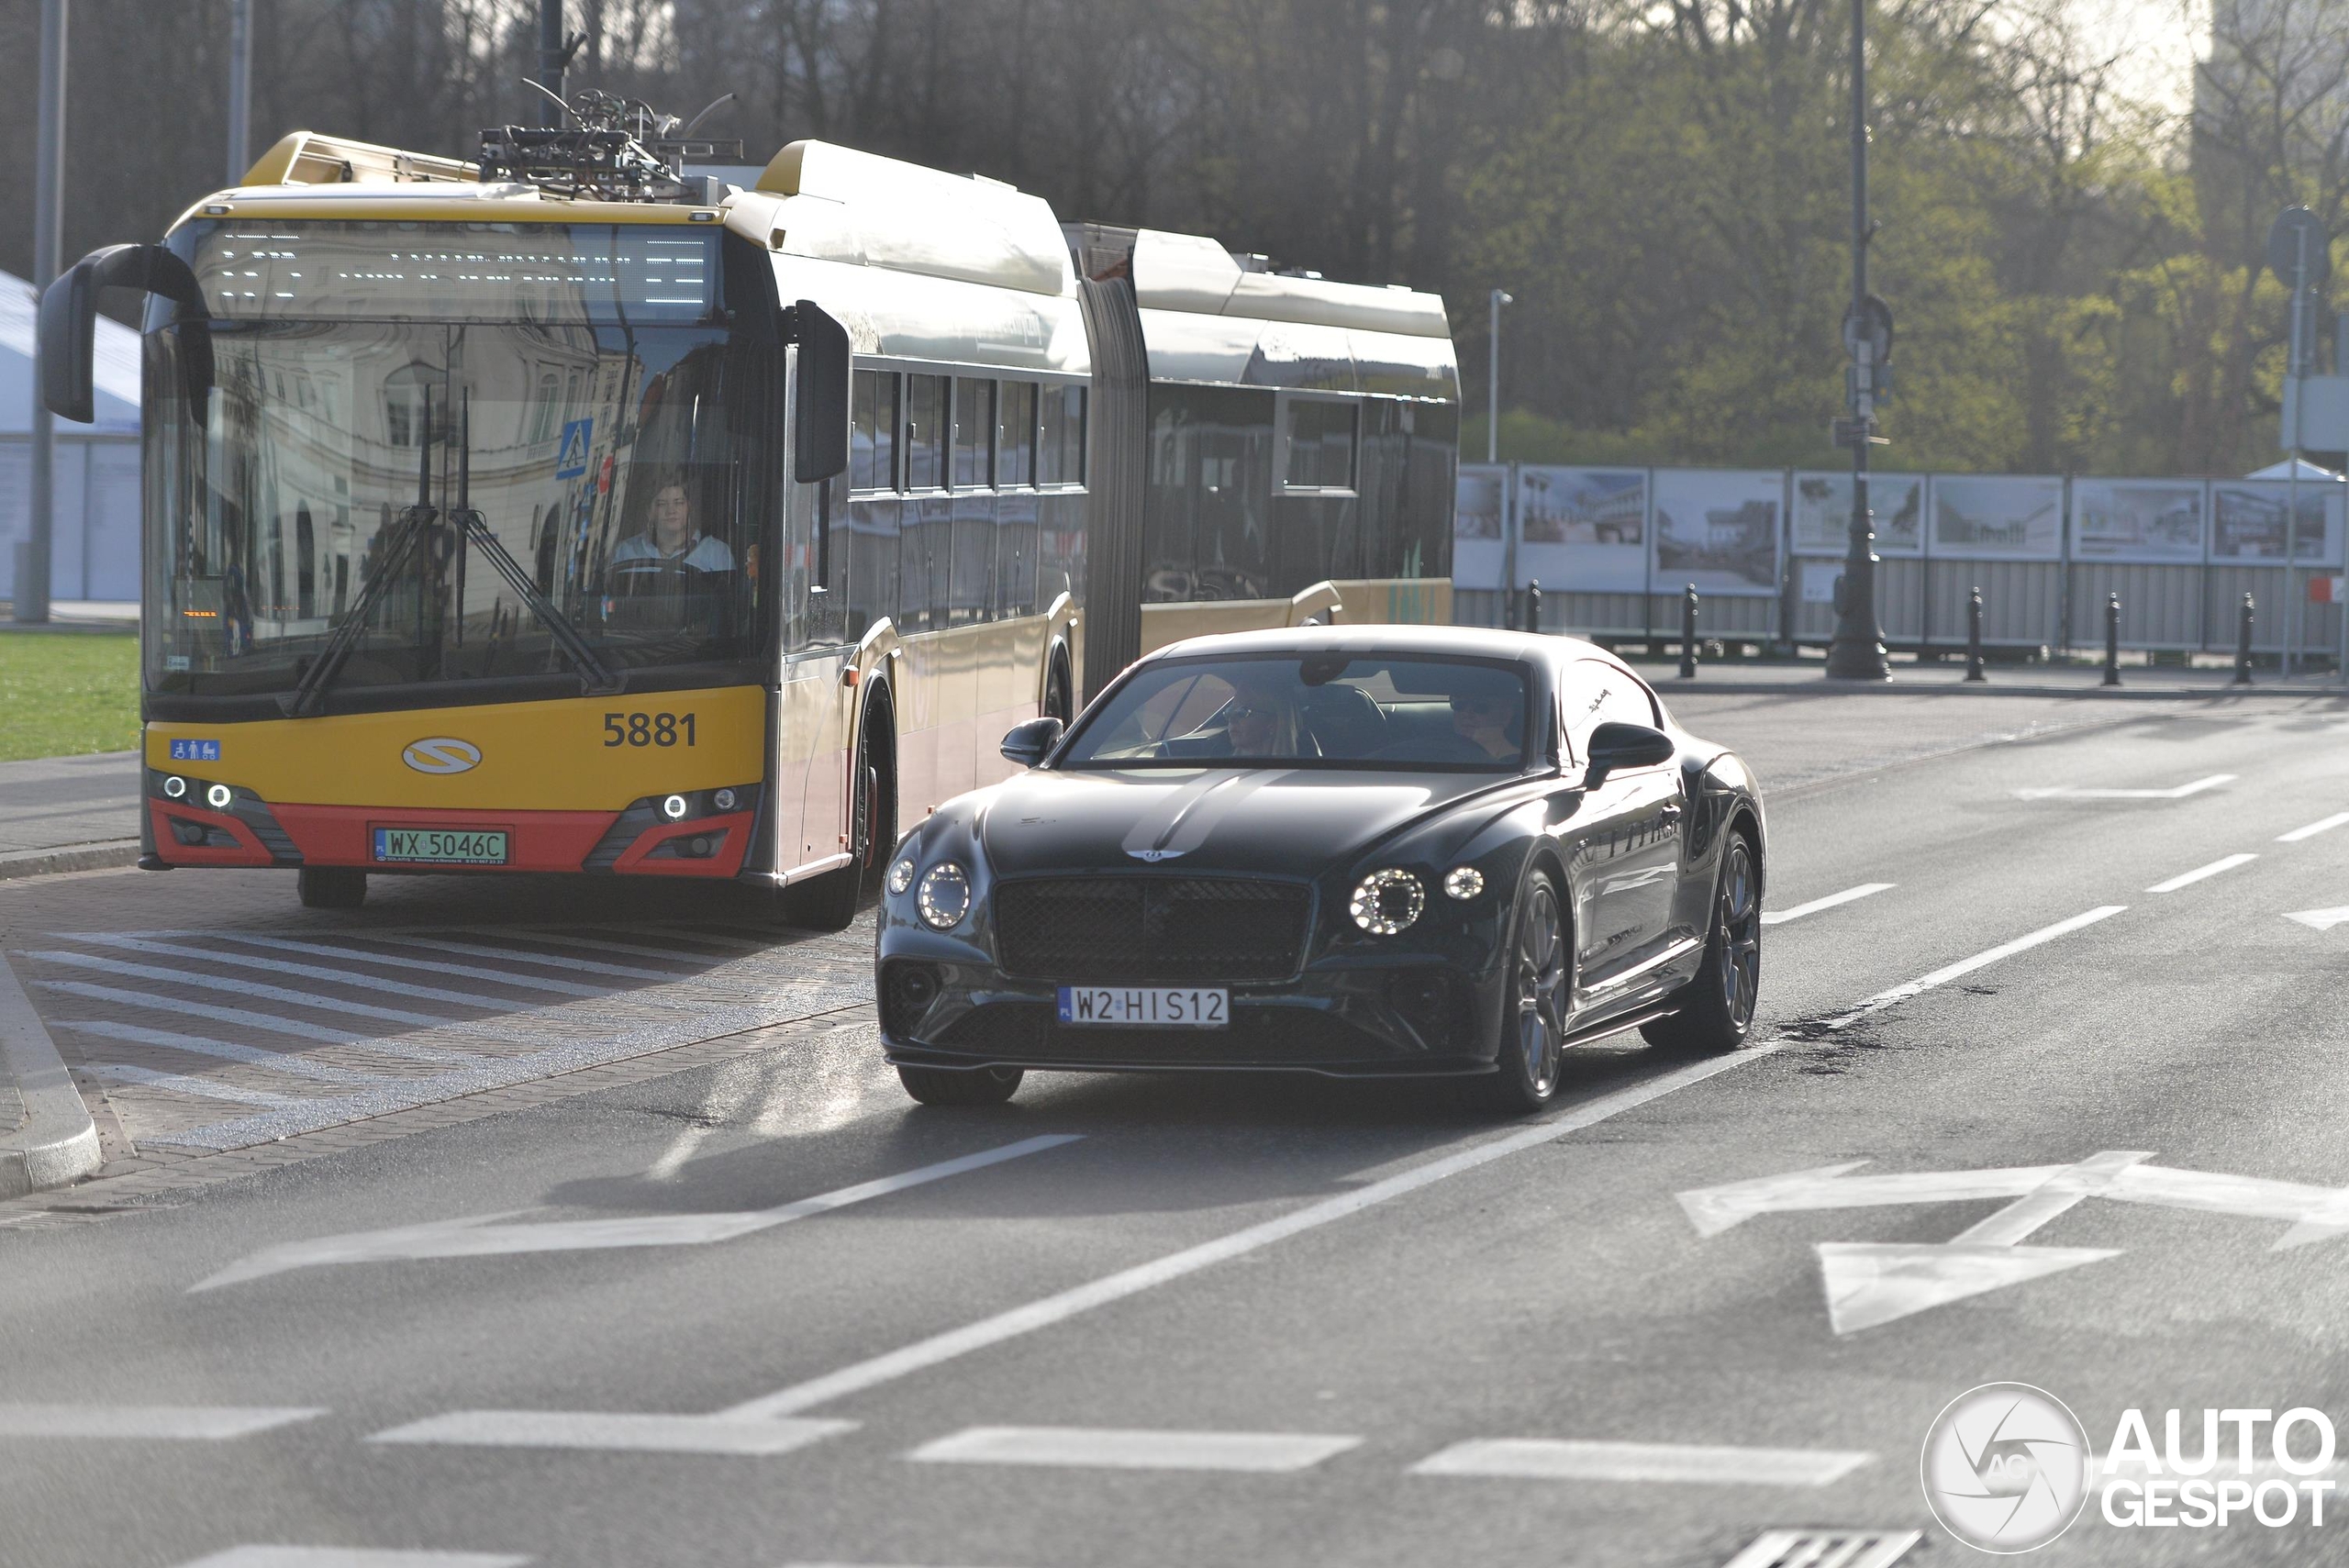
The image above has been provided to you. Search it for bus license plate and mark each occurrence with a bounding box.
[1056,986,1228,1028]
[372,828,509,866]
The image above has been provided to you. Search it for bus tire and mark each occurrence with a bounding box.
[779,695,893,931]
[298,867,367,909]
[1044,649,1073,724]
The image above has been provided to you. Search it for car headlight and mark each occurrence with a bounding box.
[918,862,972,929]
[1443,865,1485,901]
[1351,868,1424,935]
[887,857,918,895]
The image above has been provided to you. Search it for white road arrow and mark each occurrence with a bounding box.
[1680,1151,2349,1331]
[2286,907,2349,932]
[2012,773,2234,801]
[194,1134,1081,1291]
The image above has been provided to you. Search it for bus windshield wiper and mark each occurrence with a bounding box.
[280,413,440,717]
[448,395,619,695]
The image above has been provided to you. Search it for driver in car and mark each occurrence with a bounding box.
[613,481,733,573]
[1442,684,1522,762]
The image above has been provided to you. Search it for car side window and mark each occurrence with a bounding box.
[1561,659,1662,761]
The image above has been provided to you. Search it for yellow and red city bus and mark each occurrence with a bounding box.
[39,119,1459,929]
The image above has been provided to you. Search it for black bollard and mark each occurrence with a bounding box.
[1679,584,1699,679]
[2102,591,2122,687]
[1527,579,1542,634]
[2234,593,2255,686]
[1965,585,1987,683]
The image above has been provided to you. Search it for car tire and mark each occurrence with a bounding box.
[297,867,367,909]
[1640,830,1761,1055]
[896,1063,1024,1106]
[1466,867,1569,1115]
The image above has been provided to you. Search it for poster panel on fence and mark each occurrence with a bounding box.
[1513,466,1648,593]
[2209,480,2347,566]
[1928,473,2064,560]
[1791,472,1922,556]
[2069,478,2207,562]
[1453,464,1510,591]
[1650,469,1782,595]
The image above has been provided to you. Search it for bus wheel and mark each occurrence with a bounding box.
[1044,651,1073,724]
[779,700,890,931]
[298,867,367,910]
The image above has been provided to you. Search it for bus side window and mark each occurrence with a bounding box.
[852,370,898,492]
[1040,384,1085,487]
[996,382,1036,487]
[953,378,995,490]
[906,375,947,491]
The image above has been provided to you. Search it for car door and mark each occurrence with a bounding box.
[1561,659,1685,1003]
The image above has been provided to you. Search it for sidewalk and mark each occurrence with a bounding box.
[1616,655,2349,700]
[0,751,141,883]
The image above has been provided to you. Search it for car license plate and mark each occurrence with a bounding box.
[1056,986,1229,1028]
[372,827,509,865]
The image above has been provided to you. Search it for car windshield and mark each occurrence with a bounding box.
[1060,652,1532,771]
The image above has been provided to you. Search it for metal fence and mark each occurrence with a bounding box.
[1453,464,2349,661]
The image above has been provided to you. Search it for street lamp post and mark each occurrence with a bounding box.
[1826,0,1890,681]
[227,0,252,184]
[1490,288,1514,625]
[17,0,67,626]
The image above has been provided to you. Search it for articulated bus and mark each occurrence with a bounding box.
[39,116,1459,929]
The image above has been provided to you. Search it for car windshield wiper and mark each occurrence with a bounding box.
[446,394,618,695]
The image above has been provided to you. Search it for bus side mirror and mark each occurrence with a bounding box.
[789,297,851,484]
[39,243,211,422]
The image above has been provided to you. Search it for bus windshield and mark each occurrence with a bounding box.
[143,225,774,704]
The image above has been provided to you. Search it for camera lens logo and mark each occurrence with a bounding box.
[1921,1383,2091,1553]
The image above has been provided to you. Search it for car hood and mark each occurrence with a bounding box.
[973,767,1511,878]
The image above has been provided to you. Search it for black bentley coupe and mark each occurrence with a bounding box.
[874,626,1765,1113]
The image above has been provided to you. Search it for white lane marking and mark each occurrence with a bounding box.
[508,931,740,965]
[1679,1151,2349,1331]
[1409,1438,1872,1486]
[370,1411,851,1457]
[55,1021,398,1084]
[27,951,455,1029]
[87,1063,312,1108]
[31,980,459,1053]
[197,1135,1082,1290]
[354,934,687,983]
[2278,811,2349,842]
[172,1551,529,1568]
[1720,1531,1921,1568]
[0,1404,325,1440]
[1821,906,2126,1029]
[2013,773,2234,800]
[907,1425,1360,1473]
[1759,883,1893,927]
[2287,906,2349,932]
[715,1051,1770,1422]
[2145,852,2256,893]
[202,934,607,998]
[68,934,592,1008]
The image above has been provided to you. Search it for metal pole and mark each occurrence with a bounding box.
[227,0,251,185]
[1965,585,1987,682]
[2102,591,2122,687]
[539,0,568,125]
[2235,592,2254,686]
[1486,289,1510,465]
[17,0,67,625]
[1826,0,1888,680]
[1526,578,1542,635]
[2286,224,2308,679]
[1679,585,1699,679]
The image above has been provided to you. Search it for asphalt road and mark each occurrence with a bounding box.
[5,687,2349,1568]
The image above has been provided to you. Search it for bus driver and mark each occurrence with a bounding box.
[613,480,734,573]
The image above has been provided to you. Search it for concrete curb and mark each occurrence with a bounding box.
[0,952,101,1197]
[1633,677,2349,701]
[0,840,141,883]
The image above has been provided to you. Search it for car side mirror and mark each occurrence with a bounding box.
[1585,720,1674,783]
[788,297,851,484]
[1000,716,1063,769]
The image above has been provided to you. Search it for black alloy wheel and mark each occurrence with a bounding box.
[1469,867,1569,1114]
[1640,830,1762,1055]
[896,1063,1024,1106]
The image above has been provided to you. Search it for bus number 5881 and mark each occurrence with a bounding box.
[601,712,697,748]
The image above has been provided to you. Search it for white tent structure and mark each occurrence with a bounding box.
[2244,457,2343,482]
[2,268,142,603]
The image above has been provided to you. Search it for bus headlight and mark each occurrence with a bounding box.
[1350,869,1423,935]
[162,775,187,799]
[205,783,235,810]
[713,787,737,812]
[662,794,689,821]
[918,862,972,929]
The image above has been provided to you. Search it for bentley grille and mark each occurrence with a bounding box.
[994,875,1310,983]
